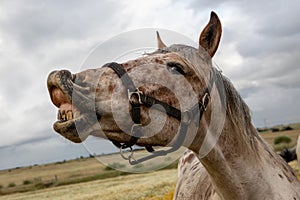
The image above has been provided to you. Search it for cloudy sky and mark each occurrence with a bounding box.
[0,0,299,170]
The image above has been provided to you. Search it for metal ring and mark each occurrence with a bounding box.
[119,146,134,161]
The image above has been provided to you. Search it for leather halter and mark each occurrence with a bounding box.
[103,62,215,164]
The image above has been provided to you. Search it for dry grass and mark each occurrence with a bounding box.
[289,160,300,178]
[0,123,299,199]
[0,169,177,200]
[0,153,178,199]
[0,157,107,195]
[0,158,104,188]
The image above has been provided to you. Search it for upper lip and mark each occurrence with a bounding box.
[47,70,73,106]
[47,70,95,114]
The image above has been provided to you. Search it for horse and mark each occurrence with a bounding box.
[47,11,300,199]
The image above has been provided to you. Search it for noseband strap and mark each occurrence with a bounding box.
[103,62,215,164]
[103,62,144,149]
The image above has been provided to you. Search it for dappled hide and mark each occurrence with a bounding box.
[47,12,300,200]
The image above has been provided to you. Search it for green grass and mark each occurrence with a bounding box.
[274,135,292,145]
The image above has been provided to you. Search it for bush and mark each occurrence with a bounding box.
[282,126,293,131]
[8,182,16,187]
[274,136,292,145]
[23,180,32,185]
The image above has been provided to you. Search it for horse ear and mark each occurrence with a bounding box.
[199,11,222,57]
[156,31,166,49]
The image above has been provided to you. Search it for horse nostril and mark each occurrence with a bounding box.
[71,74,76,82]
[59,70,72,81]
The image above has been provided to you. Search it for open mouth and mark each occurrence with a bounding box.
[50,87,86,143]
[47,70,95,143]
[53,101,77,134]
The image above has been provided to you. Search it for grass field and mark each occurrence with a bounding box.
[0,123,299,199]
[0,169,177,200]
[0,152,179,199]
[260,123,300,151]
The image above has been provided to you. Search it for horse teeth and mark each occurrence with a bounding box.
[58,109,73,122]
[66,110,73,120]
[57,110,61,120]
[61,112,66,121]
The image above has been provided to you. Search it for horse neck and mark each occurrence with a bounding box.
[193,76,300,199]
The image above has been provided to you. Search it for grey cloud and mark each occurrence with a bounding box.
[0,0,122,51]
[186,0,237,11]
[0,67,33,102]
[0,136,88,170]
[245,86,300,127]
[235,24,300,58]
[0,0,126,149]
[186,0,300,127]
[12,134,53,147]
[1,0,300,169]
[0,135,118,170]
[0,111,10,125]
[238,1,300,38]
[186,0,300,57]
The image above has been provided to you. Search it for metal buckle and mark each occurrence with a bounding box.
[128,88,143,104]
[200,92,210,111]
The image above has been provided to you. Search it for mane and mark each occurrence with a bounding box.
[223,76,299,180]
[214,58,297,174]
[217,67,287,162]
[219,74,253,133]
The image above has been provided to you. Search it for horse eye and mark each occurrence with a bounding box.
[167,62,185,75]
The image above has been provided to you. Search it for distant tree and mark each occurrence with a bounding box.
[282,126,293,131]
[271,128,280,132]
[257,128,269,132]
